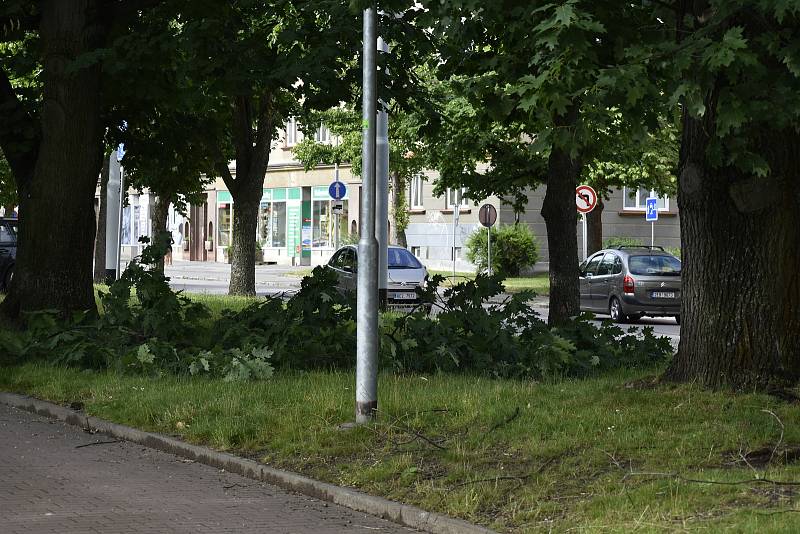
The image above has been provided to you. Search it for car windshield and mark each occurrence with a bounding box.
[388,248,422,269]
[628,255,681,276]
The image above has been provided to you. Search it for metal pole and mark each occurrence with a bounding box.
[334,161,340,250]
[581,213,587,260]
[356,7,379,425]
[376,37,389,306]
[452,202,459,279]
[651,221,654,248]
[487,226,492,276]
[116,166,125,278]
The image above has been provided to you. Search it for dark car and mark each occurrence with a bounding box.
[579,246,681,324]
[0,218,17,292]
[327,245,430,311]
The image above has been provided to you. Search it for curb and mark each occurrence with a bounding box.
[0,392,496,534]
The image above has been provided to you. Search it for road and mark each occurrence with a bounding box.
[0,403,414,534]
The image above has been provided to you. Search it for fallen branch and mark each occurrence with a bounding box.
[479,407,520,442]
[623,471,800,487]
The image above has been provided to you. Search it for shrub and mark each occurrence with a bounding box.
[466,224,538,277]
[603,236,643,249]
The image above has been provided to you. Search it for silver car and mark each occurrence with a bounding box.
[327,245,430,310]
[579,246,681,324]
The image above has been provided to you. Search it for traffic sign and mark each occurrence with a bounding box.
[576,185,598,214]
[332,200,344,214]
[329,181,347,200]
[645,197,658,221]
[478,204,497,227]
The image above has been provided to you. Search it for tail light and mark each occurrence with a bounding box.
[623,275,635,294]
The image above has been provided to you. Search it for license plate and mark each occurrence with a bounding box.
[652,291,676,299]
[392,292,417,300]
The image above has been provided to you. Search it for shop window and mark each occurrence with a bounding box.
[218,203,232,247]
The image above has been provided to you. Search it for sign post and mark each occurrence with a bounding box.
[645,197,658,247]
[575,185,598,260]
[452,203,460,280]
[478,204,498,275]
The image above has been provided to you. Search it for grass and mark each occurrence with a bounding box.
[3,363,800,532]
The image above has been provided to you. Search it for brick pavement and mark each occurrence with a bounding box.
[0,404,415,534]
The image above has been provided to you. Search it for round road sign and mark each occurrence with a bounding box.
[329,181,347,200]
[478,204,497,228]
[576,185,598,214]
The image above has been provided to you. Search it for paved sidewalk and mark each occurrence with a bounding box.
[0,404,414,534]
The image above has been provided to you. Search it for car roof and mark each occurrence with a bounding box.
[592,247,677,258]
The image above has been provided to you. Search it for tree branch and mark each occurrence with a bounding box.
[250,92,274,179]
[0,67,38,188]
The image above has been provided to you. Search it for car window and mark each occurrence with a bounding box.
[329,250,343,268]
[612,255,623,275]
[341,248,354,270]
[597,253,615,276]
[0,223,14,245]
[628,255,682,276]
[388,248,422,269]
[582,254,603,276]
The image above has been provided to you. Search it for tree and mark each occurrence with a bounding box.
[652,1,800,389]
[419,1,666,324]
[0,1,171,320]
[292,106,428,247]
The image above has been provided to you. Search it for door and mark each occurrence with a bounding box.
[592,253,617,309]
[579,253,603,310]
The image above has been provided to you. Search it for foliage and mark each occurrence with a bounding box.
[465,224,538,277]
[383,274,672,381]
[0,148,17,210]
[602,236,643,249]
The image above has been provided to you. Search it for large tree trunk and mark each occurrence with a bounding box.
[151,193,172,274]
[390,171,407,247]
[541,109,582,326]
[228,196,258,295]
[0,0,106,320]
[93,154,110,283]
[586,197,604,255]
[664,113,800,389]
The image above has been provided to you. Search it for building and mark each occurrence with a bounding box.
[114,119,681,271]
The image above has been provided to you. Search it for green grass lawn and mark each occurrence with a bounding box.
[3,364,800,532]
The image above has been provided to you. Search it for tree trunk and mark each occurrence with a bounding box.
[0,0,106,320]
[93,154,109,283]
[151,193,172,274]
[228,196,258,295]
[541,110,582,326]
[390,171,407,247]
[586,197,604,255]
[663,114,800,389]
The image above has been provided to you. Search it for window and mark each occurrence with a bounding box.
[581,254,603,276]
[409,175,424,209]
[314,124,331,143]
[597,253,616,276]
[623,187,669,211]
[218,203,232,247]
[446,187,469,209]
[612,256,623,275]
[410,246,421,258]
[285,117,298,146]
[628,255,682,276]
[0,223,15,244]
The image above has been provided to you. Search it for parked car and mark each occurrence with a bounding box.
[327,244,430,310]
[0,218,18,292]
[579,246,681,324]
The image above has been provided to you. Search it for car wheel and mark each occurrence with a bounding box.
[628,313,643,323]
[675,315,680,325]
[609,297,626,323]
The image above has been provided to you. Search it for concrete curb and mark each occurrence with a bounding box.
[0,392,496,534]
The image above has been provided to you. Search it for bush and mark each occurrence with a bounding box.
[466,224,538,277]
[603,236,643,249]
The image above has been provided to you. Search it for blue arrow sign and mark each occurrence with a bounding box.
[329,181,346,200]
[645,197,658,222]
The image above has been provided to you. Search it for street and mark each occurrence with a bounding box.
[0,404,413,534]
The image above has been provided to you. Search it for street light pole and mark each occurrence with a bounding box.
[376,36,389,307]
[356,7,379,424]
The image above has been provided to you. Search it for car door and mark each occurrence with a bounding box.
[592,253,617,309]
[579,254,603,311]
